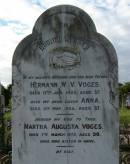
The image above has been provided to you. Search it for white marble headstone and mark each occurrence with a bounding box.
[12,5,119,164]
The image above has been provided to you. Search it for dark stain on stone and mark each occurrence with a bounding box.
[23,129,26,144]
[102,99,109,132]
[94,33,118,76]
[51,15,62,33]
[12,35,33,65]
[18,147,22,160]
[23,96,26,105]
[68,17,88,38]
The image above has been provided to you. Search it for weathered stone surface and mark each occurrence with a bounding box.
[12,5,119,164]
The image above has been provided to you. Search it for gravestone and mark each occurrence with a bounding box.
[12,5,119,164]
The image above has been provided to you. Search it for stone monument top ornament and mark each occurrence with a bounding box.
[12,5,119,164]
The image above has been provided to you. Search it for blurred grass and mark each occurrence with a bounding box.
[120,107,130,124]
[3,111,11,121]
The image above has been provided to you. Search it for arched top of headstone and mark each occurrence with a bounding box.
[33,5,97,34]
[13,5,118,72]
